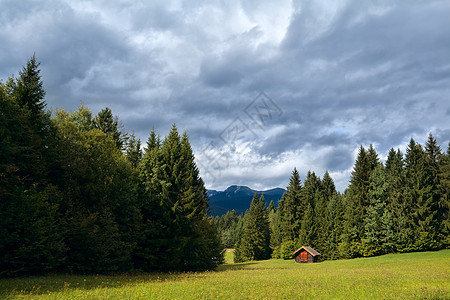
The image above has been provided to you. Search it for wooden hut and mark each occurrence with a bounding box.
[292,246,321,263]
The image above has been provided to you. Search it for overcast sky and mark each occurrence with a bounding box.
[1,0,449,192]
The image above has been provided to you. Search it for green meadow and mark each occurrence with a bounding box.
[1,249,448,299]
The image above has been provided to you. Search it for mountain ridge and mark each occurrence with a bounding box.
[207,185,285,216]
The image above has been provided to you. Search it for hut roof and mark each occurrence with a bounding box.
[292,246,321,257]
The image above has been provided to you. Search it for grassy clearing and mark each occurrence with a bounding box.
[224,248,234,264]
[1,250,448,299]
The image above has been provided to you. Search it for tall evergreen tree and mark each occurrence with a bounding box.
[384,148,405,252]
[267,200,276,214]
[403,138,438,251]
[136,125,223,271]
[424,134,446,247]
[126,131,142,168]
[315,171,336,258]
[94,107,126,150]
[327,193,345,259]
[299,201,314,246]
[438,143,450,247]
[268,203,282,254]
[278,168,302,243]
[364,164,389,256]
[12,54,46,128]
[344,146,374,248]
[145,127,161,153]
[299,171,320,246]
[235,194,271,262]
[0,60,65,276]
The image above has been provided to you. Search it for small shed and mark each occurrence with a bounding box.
[292,246,321,263]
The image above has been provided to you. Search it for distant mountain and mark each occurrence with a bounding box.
[207,185,285,216]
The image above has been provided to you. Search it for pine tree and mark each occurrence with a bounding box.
[384,148,405,252]
[145,127,161,153]
[136,125,223,271]
[178,131,223,270]
[345,146,374,249]
[134,126,168,271]
[126,131,142,168]
[327,193,345,259]
[12,54,46,128]
[424,134,446,247]
[278,168,302,243]
[403,138,438,251]
[267,200,276,214]
[235,194,271,262]
[268,203,282,255]
[438,143,450,247]
[94,107,126,150]
[299,171,320,246]
[299,201,314,246]
[364,164,388,256]
[9,55,54,184]
[0,59,66,276]
[367,144,380,170]
[315,171,336,259]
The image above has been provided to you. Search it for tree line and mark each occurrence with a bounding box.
[215,140,449,262]
[0,57,223,277]
[2,57,448,274]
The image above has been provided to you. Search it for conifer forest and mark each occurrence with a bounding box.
[1,57,449,276]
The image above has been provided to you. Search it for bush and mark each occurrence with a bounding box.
[271,245,281,259]
[280,241,297,260]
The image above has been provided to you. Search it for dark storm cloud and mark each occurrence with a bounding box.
[1,0,449,191]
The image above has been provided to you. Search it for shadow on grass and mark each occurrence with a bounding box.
[215,262,257,272]
[0,272,187,297]
[0,263,256,297]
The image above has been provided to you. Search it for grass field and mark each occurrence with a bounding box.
[1,249,448,299]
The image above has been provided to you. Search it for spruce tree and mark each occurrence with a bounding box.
[145,127,161,153]
[299,201,314,246]
[327,193,345,259]
[344,146,374,251]
[424,134,446,247]
[136,125,223,271]
[0,60,65,276]
[12,54,46,128]
[384,148,405,252]
[438,143,450,247]
[135,127,168,271]
[299,171,320,246]
[178,131,223,270]
[267,200,276,214]
[235,194,271,262]
[10,55,54,184]
[315,171,336,258]
[126,131,142,168]
[364,164,388,256]
[268,203,282,255]
[403,138,437,251]
[278,168,302,243]
[94,107,126,150]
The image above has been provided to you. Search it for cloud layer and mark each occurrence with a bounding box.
[1,0,449,191]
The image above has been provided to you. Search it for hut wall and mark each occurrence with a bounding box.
[294,250,316,263]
